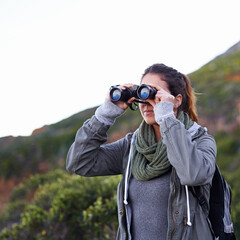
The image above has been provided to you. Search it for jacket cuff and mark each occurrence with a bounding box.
[95,98,125,125]
[153,101,175,125]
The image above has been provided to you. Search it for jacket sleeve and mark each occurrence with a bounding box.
[66,115,132,177]
[160,117,216,186]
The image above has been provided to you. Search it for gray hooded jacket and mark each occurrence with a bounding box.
[66,100,217,240]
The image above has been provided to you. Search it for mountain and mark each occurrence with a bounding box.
[216,40,240,59]
[189,40,240,133]
[0,106,142,181]
[0,40,240,238]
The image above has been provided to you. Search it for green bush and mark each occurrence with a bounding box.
[10,169,68,202]
[21,205,47,229]
[0,171,120,240]
[0,201,27,231]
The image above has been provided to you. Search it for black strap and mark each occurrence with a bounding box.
[126,99,150,111]
[126,101,138,111]
[190,186,209,216]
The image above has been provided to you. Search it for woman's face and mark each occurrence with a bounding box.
[139,73,171,125]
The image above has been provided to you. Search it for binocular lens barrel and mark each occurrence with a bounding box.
[109,84,156,102]
[138,87,150,100]
[111,88,121,101]
[137,84,157,100]
[110,86,132,102]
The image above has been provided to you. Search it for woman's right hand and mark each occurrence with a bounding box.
[107,84,135,110]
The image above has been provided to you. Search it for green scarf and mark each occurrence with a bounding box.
[131,111,193,181]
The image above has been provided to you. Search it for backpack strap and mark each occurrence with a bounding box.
[190,126,236,239]
[191,126,206,141]
[191,166,225,238]
[190,186,209,216]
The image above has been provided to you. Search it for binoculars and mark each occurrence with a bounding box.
[109,84,157,102]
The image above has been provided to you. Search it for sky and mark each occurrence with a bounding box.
[0,0,239,138]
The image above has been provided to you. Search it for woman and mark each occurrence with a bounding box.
[66,63,216,240]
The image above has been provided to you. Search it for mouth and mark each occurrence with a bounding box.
[143,109,154,115]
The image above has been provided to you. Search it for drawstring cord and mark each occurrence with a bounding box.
[124,151,132,205]
[124,130,138,205]
[185,185,192,226]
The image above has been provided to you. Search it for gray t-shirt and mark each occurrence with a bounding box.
[128,171,171,240]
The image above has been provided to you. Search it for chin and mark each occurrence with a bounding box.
[143,117,157,125]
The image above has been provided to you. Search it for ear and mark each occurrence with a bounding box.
[174,94,182,109]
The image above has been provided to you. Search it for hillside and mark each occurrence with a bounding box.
[189,41,240,133]
[0,40,240,239]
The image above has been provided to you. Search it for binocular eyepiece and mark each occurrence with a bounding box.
[109,84,157,102]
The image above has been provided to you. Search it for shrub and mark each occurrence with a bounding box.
[0,173,120,240]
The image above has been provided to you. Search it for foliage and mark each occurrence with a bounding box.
[0,170,120,240]
[10,169,69,202]
[227,167,240,238]
[0,201,27,231]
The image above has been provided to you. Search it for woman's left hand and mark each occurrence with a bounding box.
[154,86,175,104]
[146,84,176,106]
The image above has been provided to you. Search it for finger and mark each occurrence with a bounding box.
[127,97,136,104]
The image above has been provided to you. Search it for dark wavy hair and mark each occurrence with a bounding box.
[142,63,198,122]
